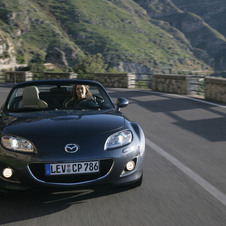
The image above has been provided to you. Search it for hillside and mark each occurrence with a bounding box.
[0,0,225,73]
[135,0,226,71]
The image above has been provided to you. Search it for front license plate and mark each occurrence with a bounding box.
[45,161,99,175]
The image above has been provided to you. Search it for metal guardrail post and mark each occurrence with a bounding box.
[187,75,205,96]
[128,73,152,89]
[0,72,5,83]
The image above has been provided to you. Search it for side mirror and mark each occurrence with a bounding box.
[116,97,129,111]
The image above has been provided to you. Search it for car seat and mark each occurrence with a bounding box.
[19,86,48,109]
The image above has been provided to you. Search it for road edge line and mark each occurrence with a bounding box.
[146,138,226,206]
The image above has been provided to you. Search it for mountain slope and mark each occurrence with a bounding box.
[0,0,225,73]
[135,0,226,71]
[42,0,209,72]
[0,0,84,67]
[172,0,226,37]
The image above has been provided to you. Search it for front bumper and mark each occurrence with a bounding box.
[0,144,145,191]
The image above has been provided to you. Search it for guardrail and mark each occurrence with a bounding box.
[133,74,206,96]
[0,71,205,95]
[129,74,205,96]
[187,75,205,96]
[1,71,226,103]
[0,72,5,83]
[129,73,152,89]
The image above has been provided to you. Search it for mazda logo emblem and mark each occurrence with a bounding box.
[65,144,79,153]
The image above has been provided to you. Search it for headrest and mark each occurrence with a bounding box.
[23,86,40,104]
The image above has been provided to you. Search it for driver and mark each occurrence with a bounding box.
[65,84,97,108]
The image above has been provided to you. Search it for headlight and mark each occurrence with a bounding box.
[1,136,34,152]
[105,130,132,150]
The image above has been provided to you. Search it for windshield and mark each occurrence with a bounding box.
[7,83,114,112]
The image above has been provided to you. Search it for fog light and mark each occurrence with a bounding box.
[2,168,13,178]
[126,160,135,171]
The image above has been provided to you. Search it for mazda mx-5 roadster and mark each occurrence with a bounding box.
[0,79,145,194]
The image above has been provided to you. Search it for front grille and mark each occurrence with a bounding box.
[28,159,113,184]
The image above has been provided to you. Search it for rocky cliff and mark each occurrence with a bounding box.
[135,0,226,71]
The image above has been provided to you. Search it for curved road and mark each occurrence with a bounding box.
[0,84,226,226]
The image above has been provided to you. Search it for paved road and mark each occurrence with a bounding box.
[0,85,226,226]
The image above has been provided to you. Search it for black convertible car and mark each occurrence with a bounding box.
[0,79,145,193]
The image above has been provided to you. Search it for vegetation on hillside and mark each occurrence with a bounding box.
[0,0,225,74]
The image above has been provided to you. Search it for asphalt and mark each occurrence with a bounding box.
[0,86,226,226]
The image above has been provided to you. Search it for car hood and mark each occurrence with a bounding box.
[2,111,125,138]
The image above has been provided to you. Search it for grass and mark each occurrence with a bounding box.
[0,0,215,72]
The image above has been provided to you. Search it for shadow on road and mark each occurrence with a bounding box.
[108,88,226,142]
[0,185,136,225]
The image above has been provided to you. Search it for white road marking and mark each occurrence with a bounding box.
[146,138,226,206]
